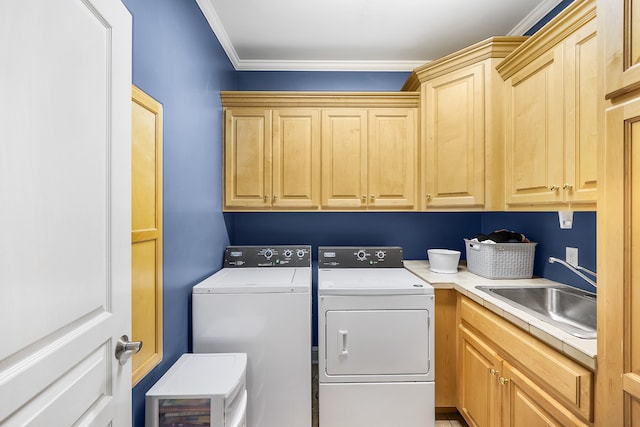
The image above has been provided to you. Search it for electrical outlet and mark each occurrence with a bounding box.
[566,247,578,267]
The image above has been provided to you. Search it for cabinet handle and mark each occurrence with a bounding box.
[499,377,509,385]
[549,185,559,191]
[370,195,375,201]
[273,195,278,201]
[563,183,573,191]
[489,368,499,376]
[426,194,432,201]
[264,195,269,201]
[361,195,366,201]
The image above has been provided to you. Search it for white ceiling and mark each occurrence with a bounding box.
[195,0,564,71]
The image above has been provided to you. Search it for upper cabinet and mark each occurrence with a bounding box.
[403,37,526,211]
[497,0,598,209]
[221,92,419,211]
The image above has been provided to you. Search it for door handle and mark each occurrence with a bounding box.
[338,330,348,356]
[115,334,143,365]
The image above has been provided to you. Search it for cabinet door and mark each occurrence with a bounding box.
[505,48,564,206]
[424,64,485,209]
[321,109,368,209]
[272,109,320,209]
[599,96,640,426]
[368,109,417,209]
[458,326,502,427]
[601,0,640,97]
[435,289,457,408]
[224,108,272,208]
[563,18,598,204]
[501,362,590,427]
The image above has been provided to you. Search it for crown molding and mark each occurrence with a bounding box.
[196,0,566,72]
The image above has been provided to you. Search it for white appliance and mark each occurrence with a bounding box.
[145,353,248,427]
[318,246,435,427]
[193,246,312,427]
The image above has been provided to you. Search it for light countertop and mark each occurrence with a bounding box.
[404,260,597,370]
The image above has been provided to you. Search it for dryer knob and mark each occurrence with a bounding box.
[356,250,367,261]
[263,249,273,259]
[375,250,386,260]
[296,249,306,258]
[283,249,293,258]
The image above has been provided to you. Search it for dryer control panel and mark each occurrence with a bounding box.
[223,245,311,267]
[318,246,404,268]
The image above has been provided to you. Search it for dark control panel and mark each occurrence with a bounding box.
[223,245,311,267]
[318,246,404,268]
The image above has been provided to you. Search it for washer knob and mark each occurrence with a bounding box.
[263,249,273,259]
[283,249,293,258]
[375,250,386,260]
[296,249,306,258]
[356,250,367,261]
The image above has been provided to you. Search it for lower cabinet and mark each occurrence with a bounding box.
[457,295,593,427]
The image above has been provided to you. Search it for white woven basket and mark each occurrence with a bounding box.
[464,238,537,279]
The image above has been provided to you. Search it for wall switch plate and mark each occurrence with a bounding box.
[566,247,578,267]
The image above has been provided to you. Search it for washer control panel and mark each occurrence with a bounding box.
[224,245,311,267]
[318,246,404,268]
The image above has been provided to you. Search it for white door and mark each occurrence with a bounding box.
[0,0,132,425]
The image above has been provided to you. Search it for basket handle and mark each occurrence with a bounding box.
[468,241,481,251]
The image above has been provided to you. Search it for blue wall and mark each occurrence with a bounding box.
[122,0,235,425]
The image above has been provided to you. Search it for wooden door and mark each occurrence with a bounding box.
[424,64,485,209]
[367,108,417,209]
[224,108,272,208]
[563,18,598,205]
[272,109,321,209]
[501,362,589,427]
[505,48,564,206]
[0,0,132,424]
[321,109,368,209]
[131,85,163,386]
[599,96,640,426]
[458,326,502,427]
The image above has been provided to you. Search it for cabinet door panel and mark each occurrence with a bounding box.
[564,19,598,204]
[458,326,501,427]
[224,109,271,208]
[505,50,564,206]
[321,110,367,209]
[368,109,416,209]
[602,0,640,96]
[272,109,320,209]
[424,65,484,208]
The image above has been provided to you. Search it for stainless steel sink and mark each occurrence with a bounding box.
[475,285,596,339]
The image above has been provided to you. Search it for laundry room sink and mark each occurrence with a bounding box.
[475,285,596,339]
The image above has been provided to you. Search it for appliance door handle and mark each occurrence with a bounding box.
[338,329,348,356]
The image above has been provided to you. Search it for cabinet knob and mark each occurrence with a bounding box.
[264,195,269,201]
[426,194,432,201]
[563,183,573,191]
[361,195,366,201]
[489,368,499,376]
[549,185,559,191]
[273,195,278,201]
[499,377,509,385]
[370,195,375,201]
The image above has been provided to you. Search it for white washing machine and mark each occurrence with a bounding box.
[193,246,312,427]
[318,246,435,427]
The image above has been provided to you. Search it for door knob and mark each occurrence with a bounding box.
[115,334,143,365]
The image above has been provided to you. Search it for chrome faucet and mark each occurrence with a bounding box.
[548,257,597,289]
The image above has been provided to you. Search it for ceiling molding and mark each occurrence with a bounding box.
[508,0,564,35]
[197,0,565,72]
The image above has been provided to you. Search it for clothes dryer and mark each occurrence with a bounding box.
[193,246,312,427]
[318,246,435,427]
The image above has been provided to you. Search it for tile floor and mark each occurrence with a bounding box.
[312,362,469,427]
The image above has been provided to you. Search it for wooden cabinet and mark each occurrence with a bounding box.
[223,107,321,210]
[221,92,419,211]
[457,295,594,426]
[497,0,598,209]
[597,0,640,414]
[403,37,525,210]
[321,108,417,209]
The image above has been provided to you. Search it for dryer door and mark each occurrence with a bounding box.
[325,309,431,379]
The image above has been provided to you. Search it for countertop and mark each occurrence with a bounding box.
[404,260,597,370]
